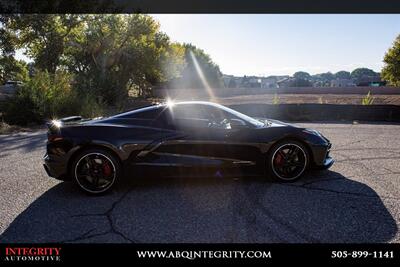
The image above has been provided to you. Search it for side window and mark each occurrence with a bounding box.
[113,107,167,128]
[171,104,207,120]
[201,105,230,122]
[169,104,210,128]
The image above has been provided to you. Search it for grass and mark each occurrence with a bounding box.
[361,91,375,105]
[272,93,280,105]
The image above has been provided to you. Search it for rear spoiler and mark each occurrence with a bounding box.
[59,116,83,123]
[46,116,83,132]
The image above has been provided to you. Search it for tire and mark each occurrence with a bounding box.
[71,148,121,195]
[267,140,309,182]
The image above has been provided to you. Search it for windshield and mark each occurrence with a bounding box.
[214,103,264,128]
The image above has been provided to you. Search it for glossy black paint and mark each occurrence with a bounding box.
[43,101,333,181]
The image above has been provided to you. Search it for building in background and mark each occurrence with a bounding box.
[224,74,289,88]
[331,78,356,87]
[355,76,386,87]
[223,73,387,88]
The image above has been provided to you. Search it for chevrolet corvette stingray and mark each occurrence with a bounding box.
[44,101,334,194]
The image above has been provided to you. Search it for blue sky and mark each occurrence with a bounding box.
[152,14,400,76]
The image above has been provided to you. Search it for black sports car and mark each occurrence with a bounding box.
[44,101,333,194]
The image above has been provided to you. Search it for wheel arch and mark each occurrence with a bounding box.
[268,136,315,167]
[67,144,123,180]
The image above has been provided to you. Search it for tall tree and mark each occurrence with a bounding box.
[66,14,185,103]
[293,71,311,80]
[3,14,84,73]
[0,15,29,83]
[351,68,377,80]
[169,43,223,89]
[334,71,351,80]
[319,72,335,81]
[311,72,334,87]
[381,34,400,86]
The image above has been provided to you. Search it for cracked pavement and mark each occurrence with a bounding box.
[0,122,399,243]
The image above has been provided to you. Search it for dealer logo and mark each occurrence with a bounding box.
[3,247,62,262]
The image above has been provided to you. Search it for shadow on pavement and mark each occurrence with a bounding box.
[0,132,46,153]
[0,171,397,243]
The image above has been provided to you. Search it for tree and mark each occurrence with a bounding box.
[319,72,334,81]
[169,43,223,89]
[64,14,185,103]
[351,68,377,80]
[335,71,351,80]
[381,34,400,86]
[0,16,29,84]
[293,71,311,80]
[3,14,84,74]
[289,78,312,87]
[311,72,334,87]
[0,58,29,84]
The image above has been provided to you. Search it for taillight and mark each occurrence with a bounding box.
[48,133,63,142]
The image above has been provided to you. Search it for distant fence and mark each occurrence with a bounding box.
[153,86,400,99]
[228,104,400,123]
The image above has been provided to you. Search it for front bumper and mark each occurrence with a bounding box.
[43,154,69,180]
[318,156,335,170]
[312,142,334,170]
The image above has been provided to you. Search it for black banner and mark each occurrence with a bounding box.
[0,244,399,265]
[0,0,400,14]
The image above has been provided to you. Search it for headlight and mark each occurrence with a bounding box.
[303,129,322,137]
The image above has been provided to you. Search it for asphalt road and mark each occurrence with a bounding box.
[0,122,399,243]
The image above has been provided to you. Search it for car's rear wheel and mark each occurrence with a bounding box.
[267,140,309,182]
[72,148,121,194]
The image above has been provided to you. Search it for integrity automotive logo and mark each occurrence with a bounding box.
[3,247,62,262]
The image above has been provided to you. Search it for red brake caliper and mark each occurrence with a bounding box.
[274,152,284,166]
[103,162,112,177]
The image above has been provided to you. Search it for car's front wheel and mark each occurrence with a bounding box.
[267,140,309,182]
[71,148,121,194]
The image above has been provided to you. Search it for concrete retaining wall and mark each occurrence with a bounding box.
[228,104,400,122]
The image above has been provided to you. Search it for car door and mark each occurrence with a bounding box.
[151,103,261,176]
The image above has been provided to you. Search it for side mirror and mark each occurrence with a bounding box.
[229,118,247,128]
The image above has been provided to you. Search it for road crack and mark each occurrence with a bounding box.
[66,189,137,243]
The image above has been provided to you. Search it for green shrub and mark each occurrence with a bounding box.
[3,70,104,125]
[3,94,40,125]
[76,94,105,119]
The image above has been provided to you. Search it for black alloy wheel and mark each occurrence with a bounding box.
[268,141,308,182]
[73,149,120,194]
